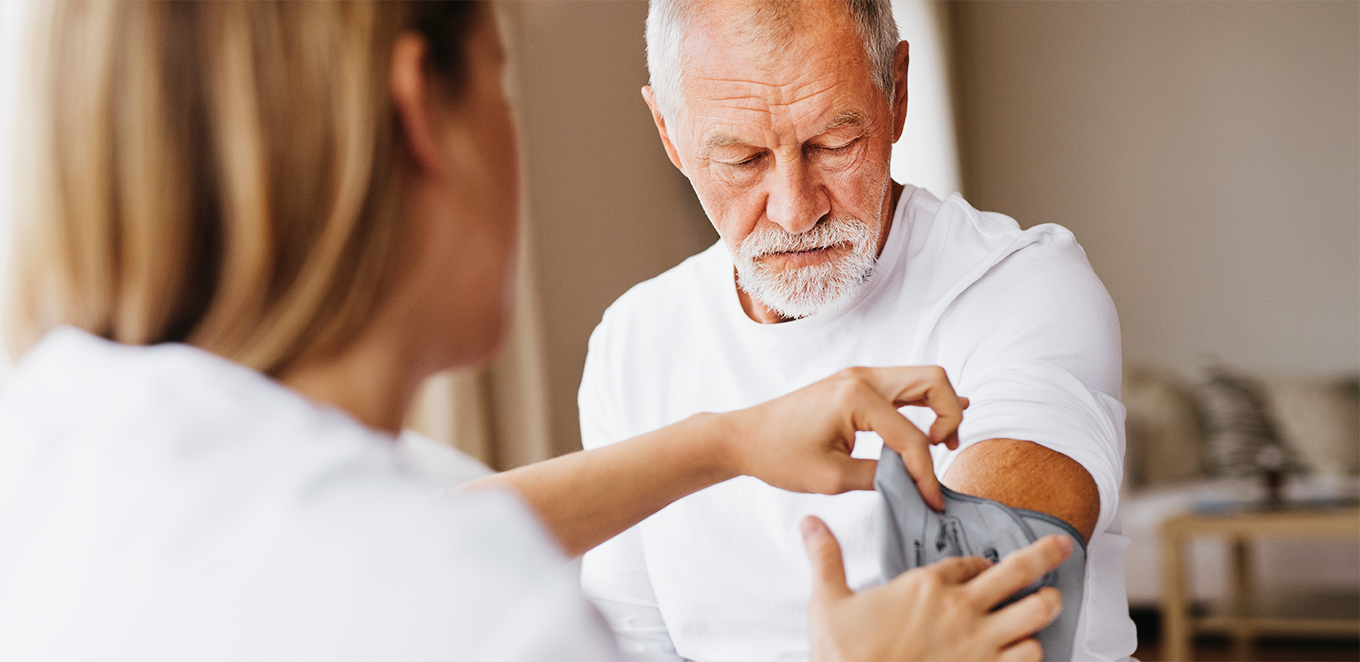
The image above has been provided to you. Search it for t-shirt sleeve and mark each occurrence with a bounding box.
[932,235,1126,536]
[578,318,620,453]
[578,316,683,662]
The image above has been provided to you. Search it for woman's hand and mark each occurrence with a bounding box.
[721,366,967,510]
[802,516,1069,662]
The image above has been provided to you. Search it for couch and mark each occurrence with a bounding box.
[1119,364,1360,607]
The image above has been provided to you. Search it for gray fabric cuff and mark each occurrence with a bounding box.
[875,446,1087,661]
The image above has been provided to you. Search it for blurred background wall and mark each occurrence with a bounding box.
[507,1,714,459]
[950,0,1359,379]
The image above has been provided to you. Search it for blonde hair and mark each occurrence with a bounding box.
[7,1,478,375]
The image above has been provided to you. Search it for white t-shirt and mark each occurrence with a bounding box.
[0,328,621,661]
[396,429,495,489]
[579,186,1136,662]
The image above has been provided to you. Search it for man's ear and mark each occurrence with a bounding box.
[391,32,443,174]
[890,40,910,143]
[641,86,686,172]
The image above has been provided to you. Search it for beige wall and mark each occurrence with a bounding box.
[949,1,1360,377]
[511,1,715,457]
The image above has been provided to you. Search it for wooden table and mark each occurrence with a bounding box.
[1160,506,1360,661]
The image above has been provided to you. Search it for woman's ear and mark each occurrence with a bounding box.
[391,32,443,174]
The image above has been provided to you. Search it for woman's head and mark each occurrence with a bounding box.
[7,1,512,377]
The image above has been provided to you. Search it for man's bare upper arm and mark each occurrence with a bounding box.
[941,438,1099,542]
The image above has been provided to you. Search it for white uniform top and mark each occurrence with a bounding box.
[579,186,1137,662]
[0,328,621,662]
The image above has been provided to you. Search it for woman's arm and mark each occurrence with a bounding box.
[463,366,965,557]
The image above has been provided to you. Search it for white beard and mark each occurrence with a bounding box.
[733,215,879,320]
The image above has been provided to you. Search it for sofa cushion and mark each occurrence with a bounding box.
[1198,365,1313,478]
[1260,375,1360,479]
[1122,366,1206,488]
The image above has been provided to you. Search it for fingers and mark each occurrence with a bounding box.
[943,397,971,450]
[921,554,992,585]
[965,535,1073,609]
[928,387,965,450]
[900,439,946,507]
[855,395,944,510]
[986,588,1062,648]
[847,366,966,446]
[997,639,1044,662]
[800,516,853,601]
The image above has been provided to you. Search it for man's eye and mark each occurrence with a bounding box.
[821,140,856,153]
[725,155,763,169]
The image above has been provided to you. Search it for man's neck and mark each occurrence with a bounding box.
[738,180,904,324]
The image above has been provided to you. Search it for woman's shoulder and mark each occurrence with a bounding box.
[0,328,610,659]
[0,328,552,563]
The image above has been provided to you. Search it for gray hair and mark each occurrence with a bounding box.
[645,0,900,121]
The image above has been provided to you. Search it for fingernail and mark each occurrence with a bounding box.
[1056,535,1073,554]
[800,517,822,541]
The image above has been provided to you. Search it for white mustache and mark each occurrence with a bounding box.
[737,216,872,262]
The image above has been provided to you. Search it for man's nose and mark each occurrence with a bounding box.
[764,159,828,235]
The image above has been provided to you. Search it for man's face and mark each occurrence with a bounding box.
[646,1,906,320]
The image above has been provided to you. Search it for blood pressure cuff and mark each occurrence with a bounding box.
[875,446,1086,661]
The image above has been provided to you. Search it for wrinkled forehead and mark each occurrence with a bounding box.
[677,0,882,139]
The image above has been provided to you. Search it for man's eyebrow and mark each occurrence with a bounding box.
[702,132,748,152]
[822,109,867,132]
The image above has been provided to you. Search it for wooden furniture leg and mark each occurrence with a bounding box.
[1230,537,1255,661]
[1162,520,1191,662]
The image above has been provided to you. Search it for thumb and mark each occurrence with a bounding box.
[801,516,852,601]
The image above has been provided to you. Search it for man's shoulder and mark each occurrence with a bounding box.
[916,190,1080,255]
[594,241,728,337]
[892,190,1095,313]
[928,195,1108,316]
[926,197,1121,391]
[941,194,1100,296]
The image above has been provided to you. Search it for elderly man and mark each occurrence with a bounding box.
[579,0,1135,660]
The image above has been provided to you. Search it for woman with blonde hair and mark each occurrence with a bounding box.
[0,2,1067,660]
